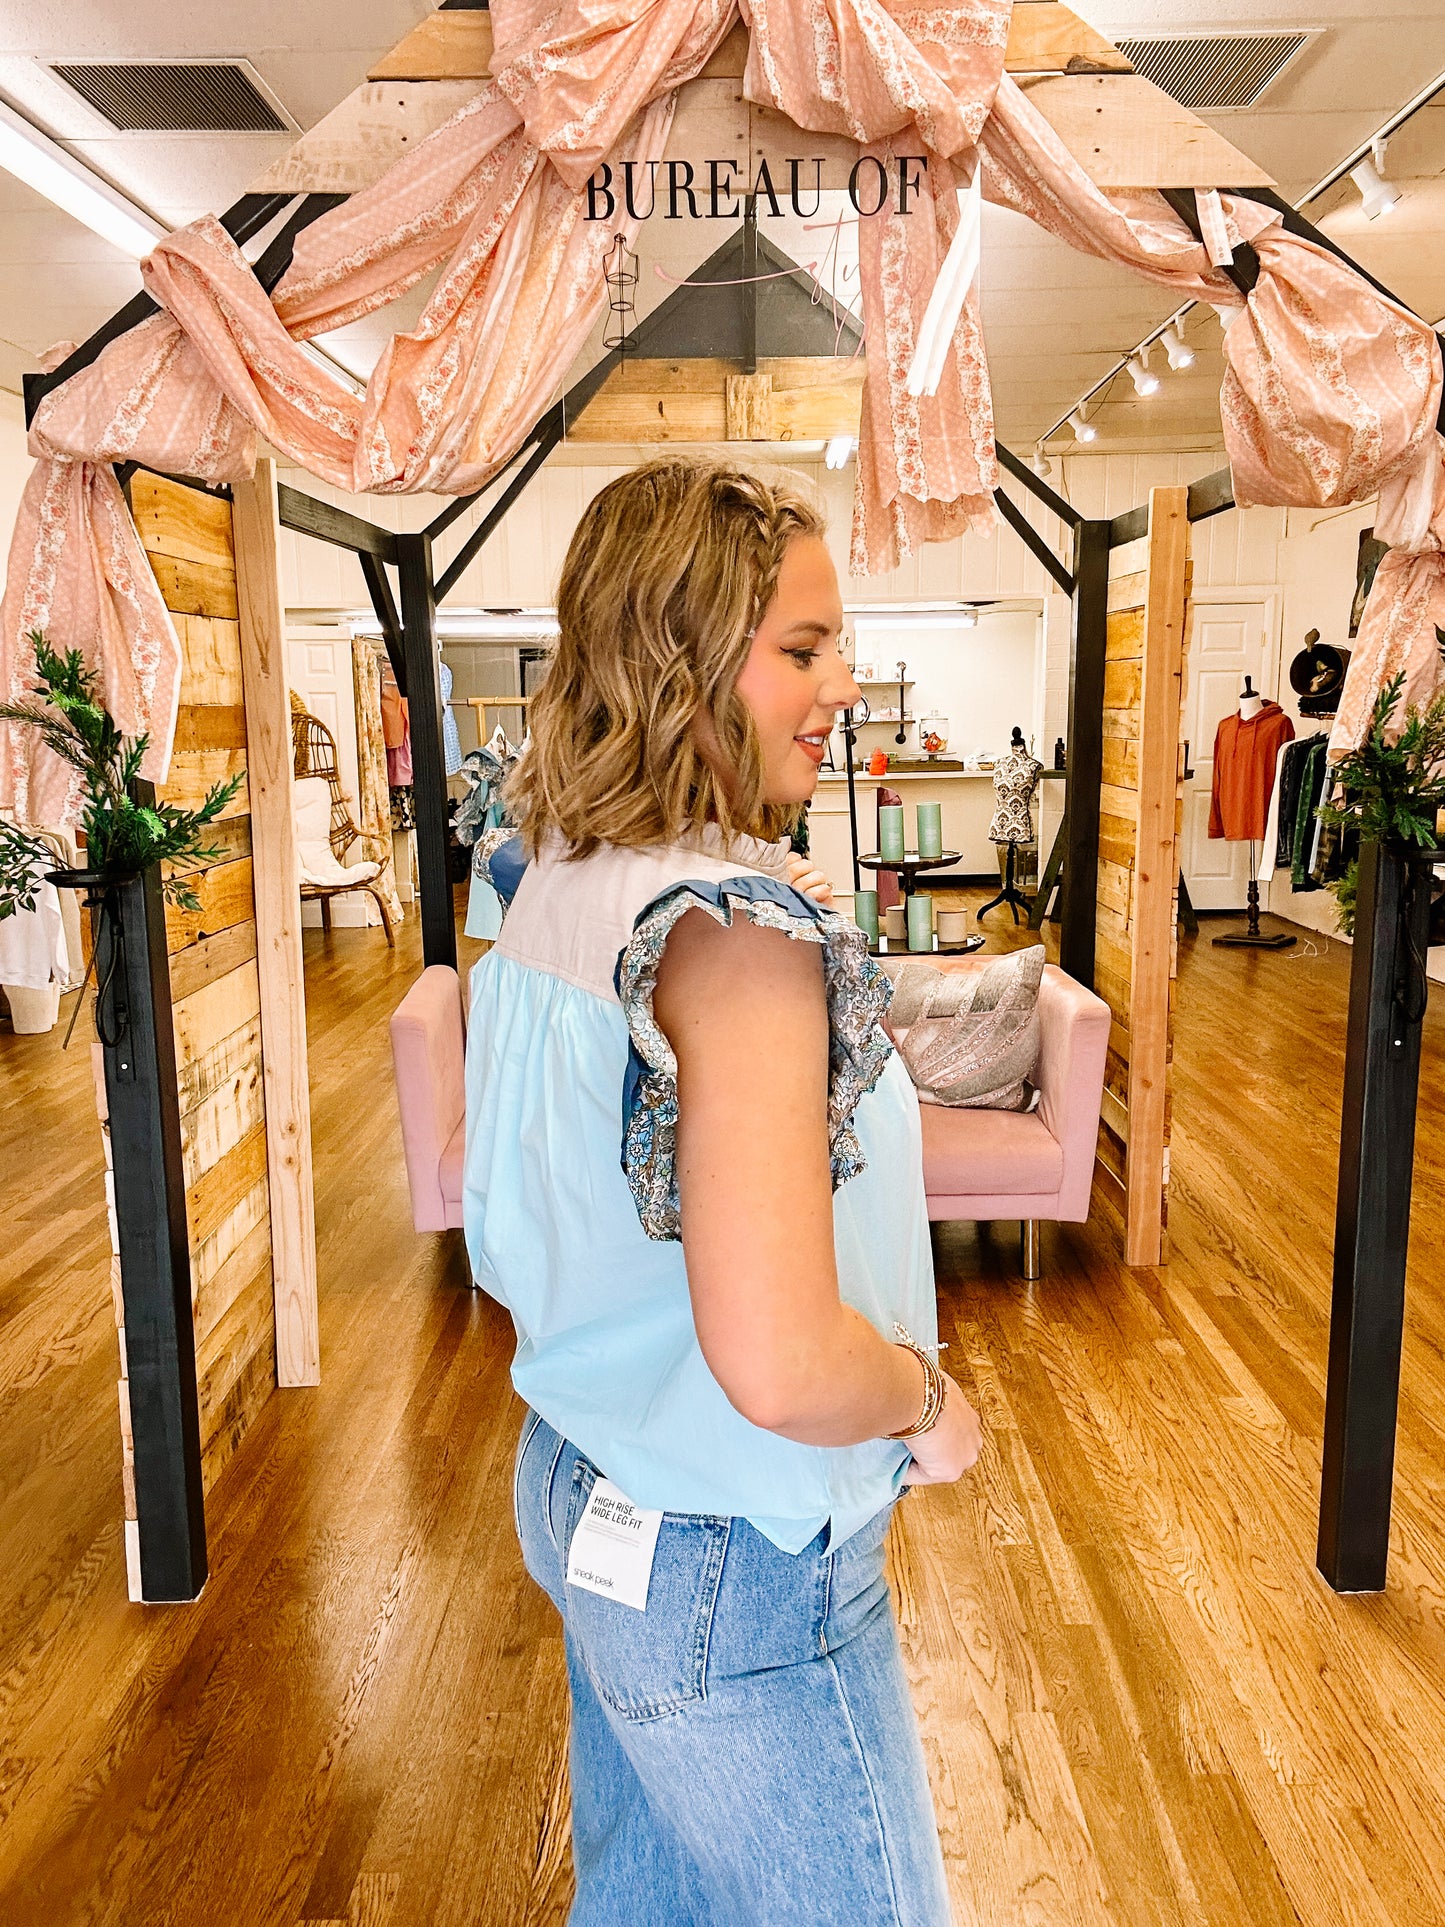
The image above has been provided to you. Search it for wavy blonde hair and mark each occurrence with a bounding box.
[506,457,825,858]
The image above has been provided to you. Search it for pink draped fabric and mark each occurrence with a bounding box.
[1211,224,1445,753]
[4,0,1441,814]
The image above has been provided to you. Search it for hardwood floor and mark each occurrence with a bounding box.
[3,896,1445,1925]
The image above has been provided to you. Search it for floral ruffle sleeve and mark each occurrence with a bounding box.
[613,874,893,1241]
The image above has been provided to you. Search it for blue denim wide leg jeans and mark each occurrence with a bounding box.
[514,1411,953,1926]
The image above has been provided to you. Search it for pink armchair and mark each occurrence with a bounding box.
[917,957,1110,1279]
[390,965,467,1232]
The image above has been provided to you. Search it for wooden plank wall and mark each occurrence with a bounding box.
[131,471,280,1504]
[1094,487,1191,1268]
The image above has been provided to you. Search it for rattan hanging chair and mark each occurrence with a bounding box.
[290,695,395,945]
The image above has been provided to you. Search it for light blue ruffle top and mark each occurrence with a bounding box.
[461,828,937,1554]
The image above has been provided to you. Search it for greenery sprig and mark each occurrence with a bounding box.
[0,632,242,921]
[1315,659,1445,936]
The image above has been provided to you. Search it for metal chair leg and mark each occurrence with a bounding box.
[1021,1220,1041,1280]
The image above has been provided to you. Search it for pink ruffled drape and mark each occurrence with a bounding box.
[1213,225,1445,752]
[4,0,1440,816]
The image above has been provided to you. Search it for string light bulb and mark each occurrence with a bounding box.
[1127,351,1161,397]
[1161,324,1195,370]
[1069,411,1097,443]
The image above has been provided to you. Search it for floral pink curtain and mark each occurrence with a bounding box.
[3,0,1438,818]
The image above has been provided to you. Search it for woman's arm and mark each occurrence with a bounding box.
[652,909,980,1478]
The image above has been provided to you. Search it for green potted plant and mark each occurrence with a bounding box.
[1316,665,1445,937]
[1,631,242,921]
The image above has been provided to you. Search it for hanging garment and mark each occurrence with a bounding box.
[1272,737,1314,872]
[1290,738,1330,890]
[1256,737,1294,886]
[351,638,405,929]
[0,877,69,991]
[1208,703,1294,841]
[382,666,413,788]
[988,750,1042,845]
[440,660,462,778]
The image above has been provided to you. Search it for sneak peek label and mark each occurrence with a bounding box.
[566,1478,665,1613]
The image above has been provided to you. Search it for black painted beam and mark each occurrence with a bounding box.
[24,191,299,425]
[994,486,1075,594]
[995,440,1084,528]
[1318,840,1434,1592]
[1058,519,1109,988]
[398,530,457,970]
[435,408,566,602]
[1108,504,1147,548]
[250,193,349,295]
[359,552,407,693]
[1187,466,1235,523]
[277,483,399,562]
[98,847,208,1601]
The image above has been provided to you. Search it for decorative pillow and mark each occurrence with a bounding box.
[883,947,1045,1111]
[292,776,380,889]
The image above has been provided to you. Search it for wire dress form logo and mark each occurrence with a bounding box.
[585,155,931,221]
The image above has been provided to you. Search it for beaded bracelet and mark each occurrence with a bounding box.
[885,1342,947,1440]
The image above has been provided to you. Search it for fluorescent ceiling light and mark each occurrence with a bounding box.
[1069,411,1097,443]
[1161,324,1195,370]
[352,610,560,640]
[1349,156,1399,219]
[853,607,984,632]
[0,96,165,259]
[825,435,855,470]
[1127,352,1160,397]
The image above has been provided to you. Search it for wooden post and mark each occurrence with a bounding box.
[398,529,457,971]
[1125,488,1188,1266]
[232,458,319,1387]
[1059,519,1109,987]
[1090,489,1190,1267]
[1318,840,1433,1592]
[98,860,208,1601]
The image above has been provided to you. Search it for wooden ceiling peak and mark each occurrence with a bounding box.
[369,5,1133,83]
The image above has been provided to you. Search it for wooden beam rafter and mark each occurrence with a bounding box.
[368,5,1133,82]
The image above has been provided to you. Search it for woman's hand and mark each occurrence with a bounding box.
[902,1373,983,1484]
[785,852,834,906]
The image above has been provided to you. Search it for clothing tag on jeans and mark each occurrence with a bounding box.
[566,1478,664,1612]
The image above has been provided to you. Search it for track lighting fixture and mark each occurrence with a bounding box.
[824,435,855,470]
[1161,324,1195,370]
[1029,447,1052,478]
[1349,155,1399,220]
[1127,351,1160,397]
[1069,411,1097,444]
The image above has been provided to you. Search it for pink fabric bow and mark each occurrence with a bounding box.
[4,0,1440,818]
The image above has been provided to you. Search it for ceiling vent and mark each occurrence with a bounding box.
[1116,32,1311,111]
[50,61,291,133]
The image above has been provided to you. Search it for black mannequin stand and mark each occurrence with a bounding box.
[978,841,1033,924]
[1213,840,1296,950]
[1213,876,1297,949]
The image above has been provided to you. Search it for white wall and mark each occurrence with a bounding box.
[849,606,1042,764]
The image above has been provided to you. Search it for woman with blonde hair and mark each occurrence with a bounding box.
[464,456,980,1924]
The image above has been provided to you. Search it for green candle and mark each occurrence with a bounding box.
[907,892,935,952]
[878,804,905,862]
[916,800,943,859]
[853,890,879,941]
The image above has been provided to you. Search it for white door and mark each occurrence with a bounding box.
[1181,595,1279,912]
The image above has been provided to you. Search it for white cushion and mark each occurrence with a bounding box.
[292,776,379,889]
